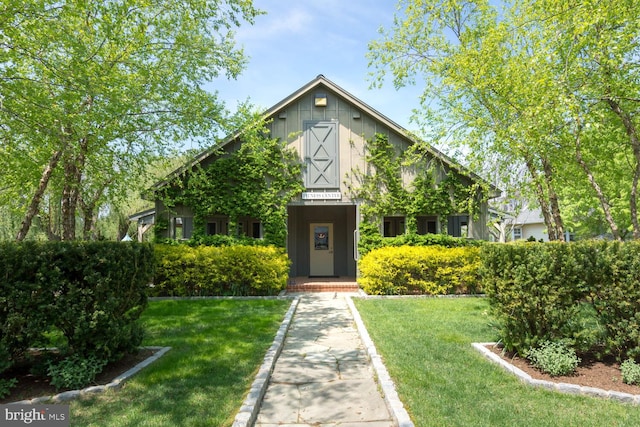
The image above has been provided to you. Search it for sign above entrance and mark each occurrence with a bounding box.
[302,191,342,200]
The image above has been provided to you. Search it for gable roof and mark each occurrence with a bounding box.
[152,74,500,197]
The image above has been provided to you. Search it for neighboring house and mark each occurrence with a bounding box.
[129,208,155,242]
[149,75,500,278]
[512,208,548,241]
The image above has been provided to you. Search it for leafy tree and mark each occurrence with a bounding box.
[0,0,261,241]
[368,0,640,240]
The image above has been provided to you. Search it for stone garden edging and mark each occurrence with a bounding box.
[231,296,300,427]
[8,346,172,405]
[472,342,640,404]
[347,296,415,427]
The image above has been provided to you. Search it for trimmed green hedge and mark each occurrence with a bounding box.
[481,241,640,361]
[358,245,481,295]
[152,244,289,296]
[0,242,153,377]
[358,230,483,257]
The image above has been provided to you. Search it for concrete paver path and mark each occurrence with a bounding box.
[254,293,395,426]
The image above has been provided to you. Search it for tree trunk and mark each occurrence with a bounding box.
[61,137,88,241]
[574,129,622,241]
[524,157,558,241]
[61,158,80,241]
[15,148,64,241]
[81,203,95,240]
[606,98,640,239]
[80,184,108,241]
[541,156,566,242]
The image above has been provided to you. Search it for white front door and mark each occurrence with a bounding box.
[309,223,334,276]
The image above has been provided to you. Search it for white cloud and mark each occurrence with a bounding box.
[237,5,313,42]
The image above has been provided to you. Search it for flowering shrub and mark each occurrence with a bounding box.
[358,245,481,295]
[153,244,289,296]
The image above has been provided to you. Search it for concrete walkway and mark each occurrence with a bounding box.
[254,293,396,427]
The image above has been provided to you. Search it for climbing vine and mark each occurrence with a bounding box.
[159,118,304,247]
[346,133,483,241]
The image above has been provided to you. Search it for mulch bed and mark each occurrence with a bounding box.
[0,348,155,404]
[487,344,640,395]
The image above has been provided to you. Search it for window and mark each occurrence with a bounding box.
[447,215,469,238]
[513,227,522,240]
[172,217,193,240]
[417,216,437,235]
[251,222,262,239]
[206,217,230,236]
[206,222,217,235]
[383,216,405,237]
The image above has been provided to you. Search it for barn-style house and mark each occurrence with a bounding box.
[148,75,499,279]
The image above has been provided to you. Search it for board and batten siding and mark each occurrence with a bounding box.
[267,85,416,201]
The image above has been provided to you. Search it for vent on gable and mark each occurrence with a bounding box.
[314,93,327,107]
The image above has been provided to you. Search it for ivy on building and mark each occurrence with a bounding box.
[346,133,483,242]
[157,119,304,247]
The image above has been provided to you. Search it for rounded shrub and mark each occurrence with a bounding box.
[358,245,481,295]
[153,244,289,296]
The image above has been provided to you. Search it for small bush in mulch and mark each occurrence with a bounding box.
[621,359,640,385]
[526,341,581,377]
[0,348,154,403]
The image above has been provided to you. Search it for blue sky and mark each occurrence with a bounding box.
[206,0,421,133]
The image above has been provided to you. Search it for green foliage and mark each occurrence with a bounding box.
[161,115,304,247]
[481,241,640,361]
[153,244,289,296]
[355,298,640,427]
[621,359,640,386]
[185,233,271,247]
[358,245,481,295]
[0,378,17,399]
[1,1,261,241]
[358,227,483,256]
[481,242,585,353]
[526,341,580,377]
[348,134,482,248]
[368,0,640,241]
[71,299,290,426]
[47,353,109,391]
[0,241,153,376]
[584,241,640,360]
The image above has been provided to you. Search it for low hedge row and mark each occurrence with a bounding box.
[152,244,289,296]
[481,241,640,361]
[358,230,483,257]
[0,242,153,377]
[357,245,481,295]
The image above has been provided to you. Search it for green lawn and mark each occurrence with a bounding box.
[354,297,640,427]
[70,298,291,427]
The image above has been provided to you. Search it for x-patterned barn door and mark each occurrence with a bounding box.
[304,121,339,188]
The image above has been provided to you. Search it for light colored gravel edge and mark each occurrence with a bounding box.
[346,297,415,427]
[231,296,300,427]
[8,346,171,405]
[472,342,640,404]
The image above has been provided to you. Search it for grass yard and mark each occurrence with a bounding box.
[69,298,291,427]
[354,297,640,427]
